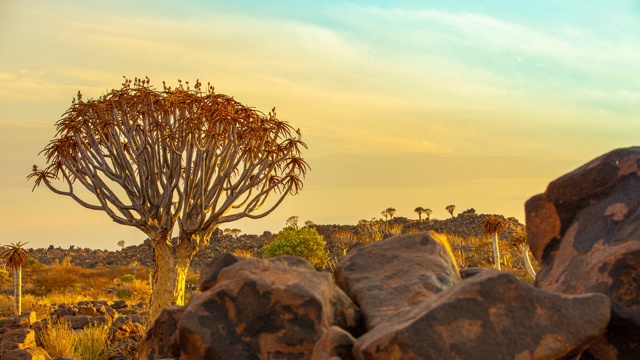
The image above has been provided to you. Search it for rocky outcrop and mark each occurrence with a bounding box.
[526,147,640,358]
[178,255,360,360]
[334,231,460,329]
[353,270,610,359]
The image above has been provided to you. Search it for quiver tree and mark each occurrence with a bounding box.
[28,78,308,321]
[330,230,358,256]
[481,215,506,270]
[424,208,432,222]
[1,242,31,314]
[385,207,396,220]
[414,207,425,222]
[446,205,456,218]
[510,229,536,279]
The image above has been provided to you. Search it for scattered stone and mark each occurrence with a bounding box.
[178,256,360,360]
[110,300,128,310]
[334,231,460,329]
[77,306,97,316]
[353,270,610,360]
[1,328,37,353]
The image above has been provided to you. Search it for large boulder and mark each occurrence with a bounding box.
[334,231,460,329]
[353,270,610,360]
[137,306,184,360]
[525,147,640,358]
[178,255,360,360]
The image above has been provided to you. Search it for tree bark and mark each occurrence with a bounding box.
[148,241,193,322]
[492,232,501,271]
[520,245,536,279]
[14,266,21,315]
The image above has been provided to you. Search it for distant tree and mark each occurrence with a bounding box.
[482,215,506,270]
[414,207,425,222]
[330,230,358,256]
[381,210,389,221]
[304,220,315,227]
[510,229,536,279]
[1,242,31,314]
[446,205,456,218]
[286,215,300,229]
[386,207,396,219]
[230,229,242,238]
[424,208,433,222]
[117,240,126,250]
[459,208,477,216]
[28,78,308,321]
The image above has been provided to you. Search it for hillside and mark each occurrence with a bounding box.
[26,211,528,275]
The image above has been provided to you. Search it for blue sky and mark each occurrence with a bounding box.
[0,0,638,250]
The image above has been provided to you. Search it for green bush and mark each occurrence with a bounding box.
[263,227,329,269]
[120,274,135,283]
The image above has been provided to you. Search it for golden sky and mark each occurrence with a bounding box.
[1,1,639,250]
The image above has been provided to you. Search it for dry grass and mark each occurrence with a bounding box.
[75,321,112,360]
[37,320,76,358]
[37,319,112,360]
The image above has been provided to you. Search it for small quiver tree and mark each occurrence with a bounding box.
[1,242,31,314]
[509,229,536,280]
[481,215,505,271]
[29,78,308,321]
[446,205,456,218]
[330,230,358,256]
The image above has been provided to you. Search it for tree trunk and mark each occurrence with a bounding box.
[520,244,536,279]
[149,241,193,322]
[14,266,21,315]
[492,232,501,271]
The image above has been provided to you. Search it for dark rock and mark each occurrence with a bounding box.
[353,270,610,360]
[178,256,360,360]
[459,267,487,279]
[1,347,51,360]
[527,147,640,357]
[198,253,242,291]
[137,306,184,360]
[110,300,128,310]
[311,326,355,360]
[334,231,460,329]
[63,315,91,330]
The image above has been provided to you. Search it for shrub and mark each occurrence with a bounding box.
[263,226,329,269]
[120,274,135,283]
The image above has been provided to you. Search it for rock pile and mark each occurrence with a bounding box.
[137,147,640,359]
[0,301,147,360]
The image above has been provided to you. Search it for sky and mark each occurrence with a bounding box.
[1,0,639,251]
